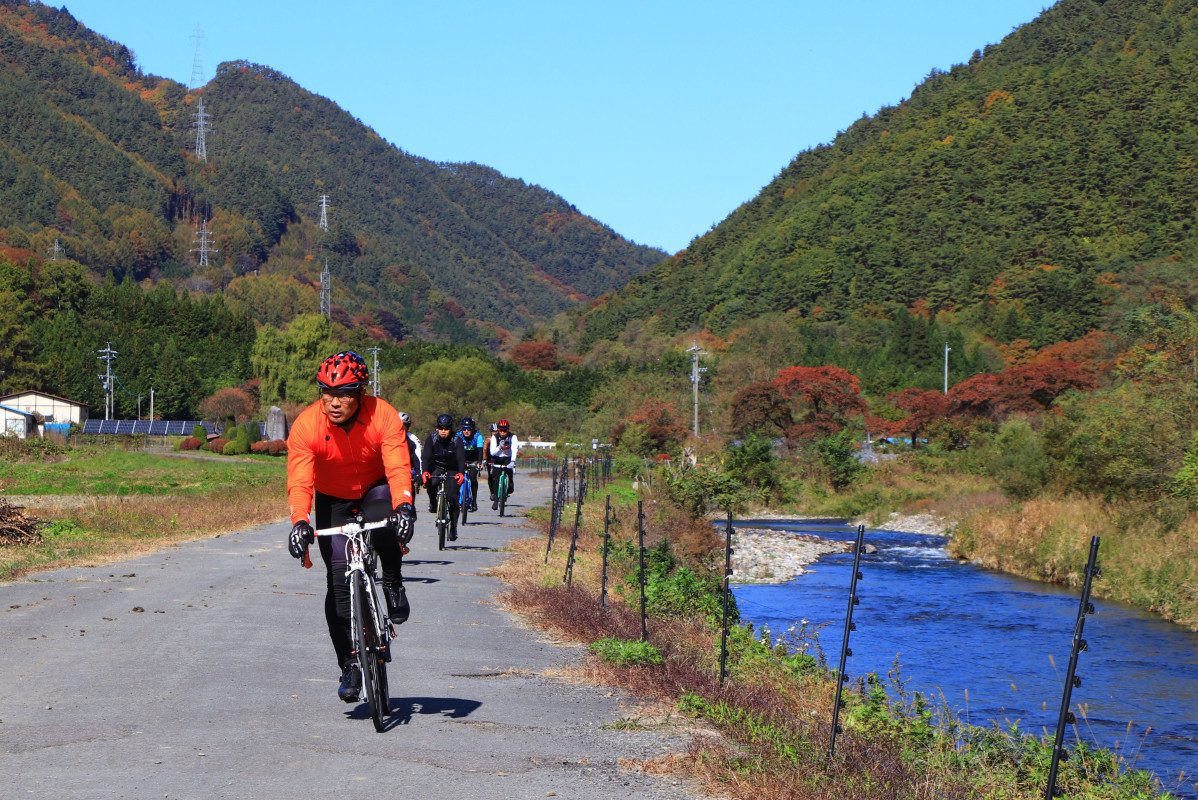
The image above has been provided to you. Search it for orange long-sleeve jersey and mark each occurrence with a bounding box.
[286,395,413,524]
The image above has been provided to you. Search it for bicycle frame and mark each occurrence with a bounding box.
[312,518,394,633]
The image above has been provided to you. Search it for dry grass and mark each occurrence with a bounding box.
[0,481,286,580]
[951,496,1198,629]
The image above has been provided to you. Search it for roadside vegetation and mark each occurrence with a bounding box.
[497,480,1182,800]
[0,436,285,580]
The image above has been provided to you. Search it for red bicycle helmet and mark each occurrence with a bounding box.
[497,419,509,431]
[316,351,369,391]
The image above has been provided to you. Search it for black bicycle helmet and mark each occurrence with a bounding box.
[461,417,475,431]
[435,413,454,430]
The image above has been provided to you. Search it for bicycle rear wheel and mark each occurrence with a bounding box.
[459,486,470,527]
[354,573,388,732]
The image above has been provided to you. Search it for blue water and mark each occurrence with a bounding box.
[732,519,1198,798]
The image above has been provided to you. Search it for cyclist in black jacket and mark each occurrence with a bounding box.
[456,417,485,512]
[421,413,466,541]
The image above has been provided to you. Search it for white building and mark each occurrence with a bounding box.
[0,404,36,438]
[0,390,90,437]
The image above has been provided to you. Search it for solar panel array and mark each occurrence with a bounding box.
[80,420,268,436]
[82,420,205,435]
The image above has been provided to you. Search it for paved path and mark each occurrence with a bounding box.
[0,476,701,799]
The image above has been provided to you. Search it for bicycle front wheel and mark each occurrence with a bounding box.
[436,489,447,551]
[498,471,509,517]
[354,573,388,732]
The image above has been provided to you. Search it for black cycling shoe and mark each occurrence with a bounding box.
[338,663,362,703]
[491,499,498,510]
[383,581,409,624]
[449,526,458,542]
[470,503,478,512]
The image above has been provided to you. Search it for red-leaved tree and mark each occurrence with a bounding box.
[886,388,950,446]
[510,341,561,371]
[949,361,1097,421]
[730,382,793,436]
[198,387,256,423]
[773,366,866,440]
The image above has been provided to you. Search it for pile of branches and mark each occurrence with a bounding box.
[0,499,44,546]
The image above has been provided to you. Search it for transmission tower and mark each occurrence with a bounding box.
[319,258,332,320]
[97,342,118,421]
[190,220,218,267]
[368,347,382,396]
[188,26,206,90]
[192,96,212,163]
[319,194,330,231]
[47,238,65,262]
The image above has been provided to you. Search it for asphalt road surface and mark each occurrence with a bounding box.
[0,476,702,799]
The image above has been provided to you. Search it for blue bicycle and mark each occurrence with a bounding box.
[458,463,476,527]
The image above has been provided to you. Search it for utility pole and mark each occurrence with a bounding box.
[319,258,332,320]
[150,388,154,421]
[191,219,218,267]
[686,343,707,438]
[943,342,951,395]
[137,395,143,420]
[368,346,382,397]
[319,194,330,231]
[96,342,118,421]
[192,96,211,163]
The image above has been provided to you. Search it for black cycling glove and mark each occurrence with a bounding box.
[389,502,417,544]
[288,520,314,559]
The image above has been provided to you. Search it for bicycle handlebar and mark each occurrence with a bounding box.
[314,518,392,537]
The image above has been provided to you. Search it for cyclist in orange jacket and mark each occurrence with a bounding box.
[285,351,416,703]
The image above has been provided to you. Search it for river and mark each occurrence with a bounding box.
[732,519,1198,798]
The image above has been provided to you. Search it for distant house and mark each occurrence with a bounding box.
[0,390,90,438]
[0,404,37,438]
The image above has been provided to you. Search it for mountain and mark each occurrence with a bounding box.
[0,1,666,342]
[572,0,1198,353]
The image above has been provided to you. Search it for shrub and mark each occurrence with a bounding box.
[987,417,1049,500]
[663,462,748,516]
[266,439,287,456]
[250,441,270,454]
[244,421,262,445]
[207,437,230,453]
[191,424,207,440]
[817,429,863,490]
[177,437,203,451]
[223,437,249,456]
[725,433,779,499]
[588,637,664,667]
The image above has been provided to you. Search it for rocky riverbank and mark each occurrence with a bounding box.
[730,513,954,584]
[731,527,853,583]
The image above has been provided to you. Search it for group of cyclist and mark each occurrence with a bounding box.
[284,351,522,704]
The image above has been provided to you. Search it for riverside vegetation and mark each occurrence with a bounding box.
[496,476,1182,800]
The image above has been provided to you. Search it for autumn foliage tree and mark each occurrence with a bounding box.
[612,401,688,456]
[198,386,256,424]
[949,361,1098,422]
[730,382,793,436]
[511,341,560,370]
[773,366,866,440]
[886,388,950,446]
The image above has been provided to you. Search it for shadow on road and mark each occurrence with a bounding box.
[345,696,483,729]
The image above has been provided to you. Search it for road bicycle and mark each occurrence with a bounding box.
[490,461,514,517]
[309,517,397,732]
[459,463,477,527]
[428,474,453,550]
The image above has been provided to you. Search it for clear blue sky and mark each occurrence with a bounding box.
[60,1,1051,253]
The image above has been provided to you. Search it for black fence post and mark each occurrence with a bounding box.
[600,495,612,607]
[828,524,866,760]
[1045,536,1101,800]
[637,500,648,641]
[719,510,734,686]
[563,465,587,586]
[545,465,567,564]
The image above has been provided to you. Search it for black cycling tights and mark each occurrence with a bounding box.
[314,481,404,670]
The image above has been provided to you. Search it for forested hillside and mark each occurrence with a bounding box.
[0,0,665,346]
[572,0,1198,373]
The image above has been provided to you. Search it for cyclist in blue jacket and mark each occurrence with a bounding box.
[456,417,485,512]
